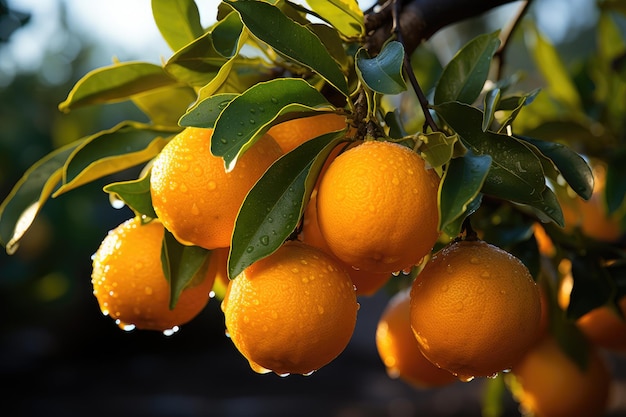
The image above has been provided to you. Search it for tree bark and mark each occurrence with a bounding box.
[364,0,521,55]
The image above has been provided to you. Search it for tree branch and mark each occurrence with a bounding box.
[365,0,520,56]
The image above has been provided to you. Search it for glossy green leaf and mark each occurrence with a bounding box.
[229,130,347,279]
[132,85,198,126]
[524,186,564,227]
[54,122,178,197]
[211,78,333,171]
[434,102,546,204]
[482,87,501,131]
[496,89,540,133]
[179,93,238,128]
[439,150,492,236]
[58,62,177,112]
[0,141,82,253]
[516,135,593,200]
[418,131,459,168]
[524,23,582,112]
[151,0,204,51]
[164,11,244,87]
[305,0,364,38]
[161,230,212,309]
[225,0,349,95]
[434,31,501,105]
[355,41,406,95]
[103,171,157,219]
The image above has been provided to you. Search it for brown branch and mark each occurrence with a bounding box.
[365,0,521,56]
[494,0,533,80]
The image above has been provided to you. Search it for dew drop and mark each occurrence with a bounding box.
[163,326,180,336]
[249,119,256,125]
[249,108,256,114]
[259,235,270,246]
[486,372,499,379]
[193,167,203,177]
[116,320,135,332]
[180,183,188,193]
[456,374,475,383]
[470,257,480,265]
[267,217,273,223]
[208,181,217,190]
[209,290,216,298]
[441,284,450,293]
[246,246,254,253]
[109,194,126,209]
[219,138,228,144]
[191,203,200,216]
[277,372,290,378]
[270,97,278,104]
[317,305,325,315]
[237,132,243,136]
[144,286,153,295]
[481,271,491,278]
[302,370,315,376]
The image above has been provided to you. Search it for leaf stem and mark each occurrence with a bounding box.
[391,0,439,133]
[494,0,533,80]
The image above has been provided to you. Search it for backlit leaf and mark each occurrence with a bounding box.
[132,85,198,126]
[305,0,364,38]
[225,0,349,95]
[0,141,81,253]
[151,0,204,52]
[434,31,501,105]
[211,78,334,171]
[356,41,406,95]
[179,93,238,128]
[418,131,459,169]
[58,62,177,112]
[54,122,179,197]
[229,130,347,279]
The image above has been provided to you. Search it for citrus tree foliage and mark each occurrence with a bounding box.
[1,0,626,342]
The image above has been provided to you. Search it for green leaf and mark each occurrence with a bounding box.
[225,0,349,95]
[305,0,364,38]
[525,186,565,227]
[179,93,238,128]
[438,149,492,236]
[161,230,212,309]
[132,85,198,126]
[229,130,347,279]
[211,78,333,171]
[482,87,501,131]
[516,135,593,200]
[0,141,82,253]
[434,102,546,205]
[355,41,407,95]
[151,0,204,52]
[58,62,177,112]
[434,31,501,105]
[103,171,157,219]
[496,89,540,133]
[53,122,178,197]
[524,22,583,112]
[418,131,459,168]
[164,11,244,87]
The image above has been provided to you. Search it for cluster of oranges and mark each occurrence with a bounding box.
[90,113,622,416]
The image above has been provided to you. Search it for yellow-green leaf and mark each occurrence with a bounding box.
[152,0,204,52]
[305,0,364,38]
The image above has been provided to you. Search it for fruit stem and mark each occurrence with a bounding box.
[462,217,479,241]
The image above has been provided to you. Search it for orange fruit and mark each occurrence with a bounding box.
[221,240,358,375]
[301,189,391,296]
[510,336,611,417]
[91,217,215,331]
[409,239,542,381]
[267,113,348,153]
[150,127,282,249]
[316,140,440,274]
[560,162,622,242]
[558,264,626,351]
[376,289,458,388]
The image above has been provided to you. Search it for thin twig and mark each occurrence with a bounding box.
[495,0,533,80]
[391,0,439,133]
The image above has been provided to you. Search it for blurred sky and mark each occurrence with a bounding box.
[1,0,600,87]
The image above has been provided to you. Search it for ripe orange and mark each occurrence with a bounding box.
[509,335,611,417]
[267,113,348,153]
[150,127,282,249]
[376,289,458,388]
[409,239,542,381]
[301,189,392,296]
[91,217,215,331]
[221,240,358,375]
[558,264,626,351]
[316,140,440,274]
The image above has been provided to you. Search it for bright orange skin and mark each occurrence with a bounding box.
[301,189,392,296]
[150,127,282,249]
[222,241,358,375]
[376,289,458,388]
[267,113,348,153]
[577,297,626,352]
[511,336,611,417]
[316,141,440,274]
[91,217,215,331]
[409,240,542,381]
